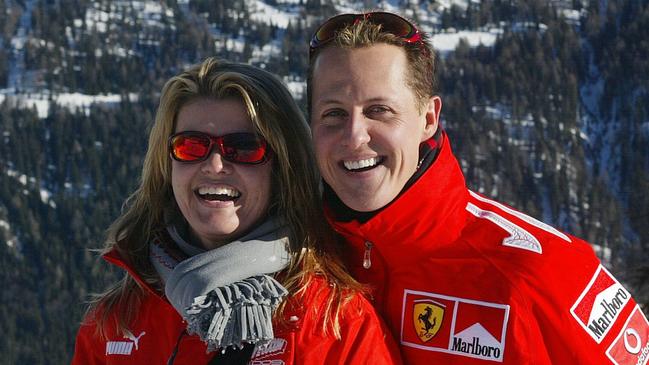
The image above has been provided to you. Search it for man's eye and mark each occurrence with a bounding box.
[322,109,346,119]
[366,105,389,115]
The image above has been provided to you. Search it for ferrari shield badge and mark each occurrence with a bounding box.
[414,299,445,342]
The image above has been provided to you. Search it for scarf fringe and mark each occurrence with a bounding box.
[185,274,288,352]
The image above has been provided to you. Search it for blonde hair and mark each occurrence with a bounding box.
[308,16,437,114]
[87,58,362,338]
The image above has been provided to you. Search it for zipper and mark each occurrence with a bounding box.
[363,241,373,269]
[167,329,187,365]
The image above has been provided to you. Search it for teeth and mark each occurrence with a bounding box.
[197,186,240,198]
[344,157,380,171]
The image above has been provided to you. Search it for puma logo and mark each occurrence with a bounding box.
[106,330,146,355]
[124,330,146,350]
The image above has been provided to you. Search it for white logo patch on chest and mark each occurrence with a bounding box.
[105,330,146,356]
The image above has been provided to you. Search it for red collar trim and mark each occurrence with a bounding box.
[103,249,161,296]
[327,134,470,256]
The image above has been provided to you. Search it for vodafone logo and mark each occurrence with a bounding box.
[400,289,510,362]
[570,265,632,343]
[606,306,649,365]
[625,328,642,354]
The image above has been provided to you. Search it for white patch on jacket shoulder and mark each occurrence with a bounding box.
[466,202,542,254]
[469,190,571,243]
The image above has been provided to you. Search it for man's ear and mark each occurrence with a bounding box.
[421,96,442,142]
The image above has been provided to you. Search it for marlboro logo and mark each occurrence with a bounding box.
[401,290,509,362]
[571,265,632,343]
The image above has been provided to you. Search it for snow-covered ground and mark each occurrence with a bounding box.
[0,0,582,126]
[431,28,501,56]
[2,0,505,117]
[0,90,138,118]
[83,0,175,33]
[248,0,301,28]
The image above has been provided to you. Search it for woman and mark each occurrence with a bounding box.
[72,58,401,364]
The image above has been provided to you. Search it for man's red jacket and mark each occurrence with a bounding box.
[72,250,402,364]
[327,133,649,364]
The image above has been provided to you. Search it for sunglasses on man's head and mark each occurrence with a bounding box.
[309,11,422,54]
[168,131,271,164]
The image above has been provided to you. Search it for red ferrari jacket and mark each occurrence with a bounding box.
[72,250,402,365]
[327,133,649,364]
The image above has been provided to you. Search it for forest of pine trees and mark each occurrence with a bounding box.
[0,0,647,363]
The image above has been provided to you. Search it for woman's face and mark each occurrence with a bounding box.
[171,98,273,250]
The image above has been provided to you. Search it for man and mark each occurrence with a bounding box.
[307,11,649,364]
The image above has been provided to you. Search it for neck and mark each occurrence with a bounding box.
[191,230,228,251]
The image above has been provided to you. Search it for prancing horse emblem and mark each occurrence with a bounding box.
[413,299,445,342]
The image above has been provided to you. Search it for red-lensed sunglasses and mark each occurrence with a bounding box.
[168,131,271,164]
[309,12,422,54]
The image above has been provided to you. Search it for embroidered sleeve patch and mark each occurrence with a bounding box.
[571,265,633,343]
[606,306,649,365]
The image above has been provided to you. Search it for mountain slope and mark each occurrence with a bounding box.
[0,0,646,363]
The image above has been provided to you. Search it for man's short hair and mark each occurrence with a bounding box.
[307,17,437,115]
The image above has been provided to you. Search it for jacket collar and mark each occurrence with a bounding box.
[326,133,470,259]
[103,248,161,296]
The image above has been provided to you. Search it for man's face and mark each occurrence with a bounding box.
[310,44,441,212]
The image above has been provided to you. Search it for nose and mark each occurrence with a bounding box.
[342,109,371,149]
[200,148,231,175]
